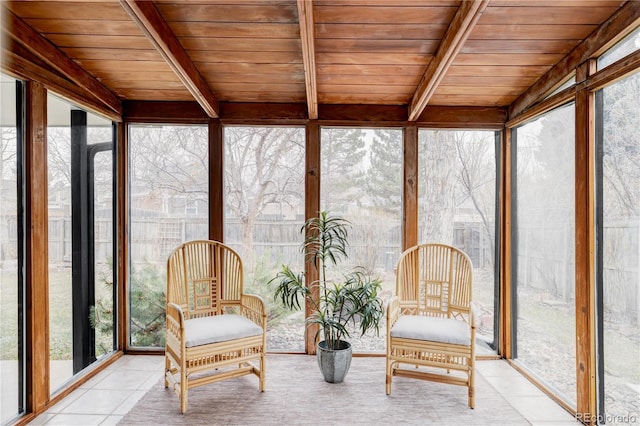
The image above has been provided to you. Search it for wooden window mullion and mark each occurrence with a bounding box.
[403,125,418,251]
[24,80,49,412]
[304,121,320,354]
[574,59,597,423]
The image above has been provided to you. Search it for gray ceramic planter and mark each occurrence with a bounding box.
[316,340,352,383]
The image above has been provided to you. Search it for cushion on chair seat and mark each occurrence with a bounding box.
[184,314,263,348]
[390,315,471,346]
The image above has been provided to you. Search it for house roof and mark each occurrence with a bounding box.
[2,1,638,123]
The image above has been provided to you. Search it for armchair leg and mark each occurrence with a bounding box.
[164,356,170,388]
[468,365,475,409]
[385,359,392,395]
[181,394,187,415]
[180,365,188,414]
[259,354,266,392]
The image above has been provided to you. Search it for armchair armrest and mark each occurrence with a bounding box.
[386,295,400,334]
[166,302,185,328]
[166,302,186,353]
[470,303,478,330]
[241,293,267,330]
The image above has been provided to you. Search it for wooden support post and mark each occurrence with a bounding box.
[499,128,513,358]
[402,125,418,251]
[24,81,49,412]
[575,59,597,424]
[116,122,128,350]
[209,119,224,242]
[305,121,321,354]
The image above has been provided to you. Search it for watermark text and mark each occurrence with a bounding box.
[575,413,638,424]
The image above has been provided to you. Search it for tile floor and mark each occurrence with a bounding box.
[29,355,165,426]
[27,355,578,425]
[476,360,579,425]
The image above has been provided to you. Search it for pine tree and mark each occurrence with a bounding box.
[366,129,403,214]
[128,262,167,347]
[320,128,367,214]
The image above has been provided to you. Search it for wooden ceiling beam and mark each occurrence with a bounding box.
[120,0,220,118]
[222,102,308,125]
[417,105,506,129]
[3,47,122,122]
[509,0,640,119]
[2,8,122,116]
[408,0,489,121]
[123,100,209,124]
[297,0,318,120]
[122,100,506,128]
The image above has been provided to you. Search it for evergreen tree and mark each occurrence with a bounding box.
[320,128,367,214]
[366,129,403,214]
[91,259,167,349]
[524,104,575,225]
[128,262,167,347]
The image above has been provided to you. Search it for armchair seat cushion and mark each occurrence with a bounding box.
[390,315,471,346]
[184,314,263,348]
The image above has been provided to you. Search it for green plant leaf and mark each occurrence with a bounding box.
[271,211,384,348]
[269,265,308,311]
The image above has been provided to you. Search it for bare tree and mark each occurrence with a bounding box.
[454,131,497,267]
[224,126,305,258]
[419,130,457,243]
[1,127,18,262]
[602,73,639,218]
[601,70,640,323]
[130,125,208,207]
[1,127,17,179]
[47,127,72,195]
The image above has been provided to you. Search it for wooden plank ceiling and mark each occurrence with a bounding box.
[2,0,629,120]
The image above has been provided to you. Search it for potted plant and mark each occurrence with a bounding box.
[270,211,384,383]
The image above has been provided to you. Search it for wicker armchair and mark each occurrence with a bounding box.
[164,240,266,413]
[386,243,475,408]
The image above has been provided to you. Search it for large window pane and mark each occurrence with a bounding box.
[514,103,576,407]
[418,130,498,352]
[320,128,402,352]
[1,75,22,423]
[48,95,115,393]
[224,126,305,352]
[47,94,74,392]
[92,147,114,358]
[598,70,640,419]
[128,125,208,348]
